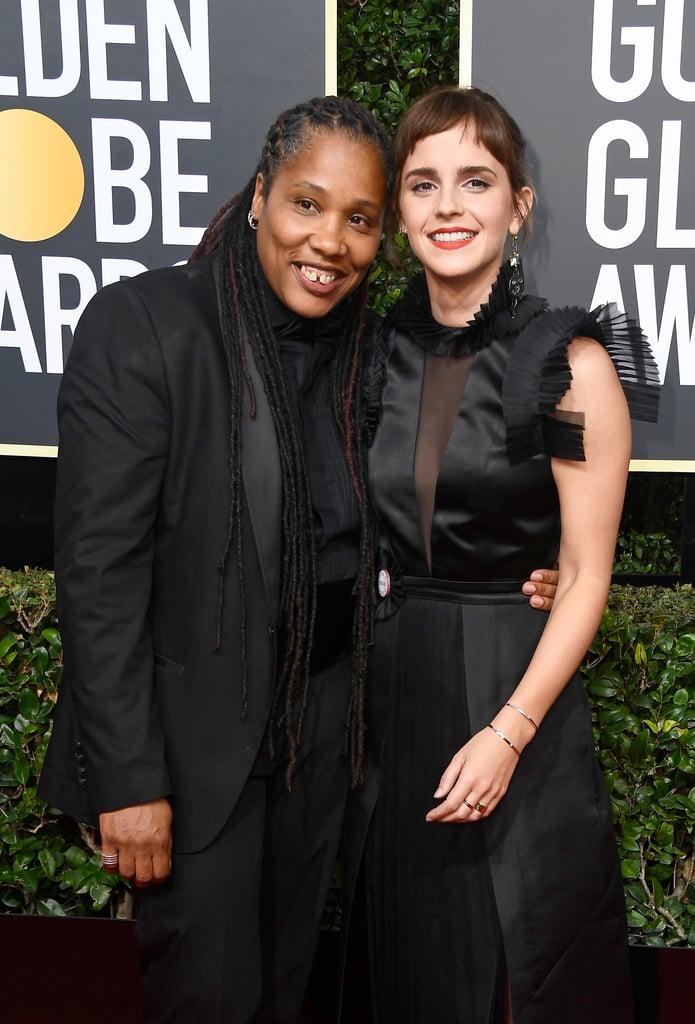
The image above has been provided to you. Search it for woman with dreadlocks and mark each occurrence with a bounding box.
[39,94,392,1023]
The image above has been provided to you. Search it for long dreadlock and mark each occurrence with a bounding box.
[190,96,394,786]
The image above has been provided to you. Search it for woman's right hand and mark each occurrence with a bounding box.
[99,798,173,887]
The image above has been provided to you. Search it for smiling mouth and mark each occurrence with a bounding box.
[430,230,476,243]
[298,264,339,285]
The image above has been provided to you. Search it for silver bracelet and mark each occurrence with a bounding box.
[505,702,538,731]
[488,723,521,757]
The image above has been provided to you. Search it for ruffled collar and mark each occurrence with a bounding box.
[389,260,547,357]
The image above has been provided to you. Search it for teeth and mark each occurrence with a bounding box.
[431,231,475,242]
[300,265,336,285]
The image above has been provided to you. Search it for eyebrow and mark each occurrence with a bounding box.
[294,180,383,213]
[404,164,498,180]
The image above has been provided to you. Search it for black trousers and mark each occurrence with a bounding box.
[136,655,352,1023]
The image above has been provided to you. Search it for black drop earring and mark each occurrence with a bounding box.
[508,234,524,318]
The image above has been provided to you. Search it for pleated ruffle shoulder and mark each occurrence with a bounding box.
[503,304,661,464]
[367,263,661,462]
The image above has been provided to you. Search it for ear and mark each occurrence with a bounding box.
[251,172,265,221]
[509,185,534,236]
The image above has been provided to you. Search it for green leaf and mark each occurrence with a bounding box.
[19,688,41,720]
[64,845,89,869]
[674,634,695,657]
[36,898,67,916]
[12,751,31,786]
[39,846,61,878]
[0,634,18,660]
[621,857,641,880]
[634,642,648,666]
[627,909,649,929]
[89,882,113,911]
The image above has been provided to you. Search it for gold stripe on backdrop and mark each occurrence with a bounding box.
[459,0,473,87]
[325,0,337,95]
[630,460,695,473]
[0,445,58,458]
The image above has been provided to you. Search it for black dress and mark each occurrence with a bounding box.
[363,266,659,1024]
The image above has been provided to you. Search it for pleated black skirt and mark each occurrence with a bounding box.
[364,579,633,1024]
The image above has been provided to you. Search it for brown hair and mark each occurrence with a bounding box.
[390,85,535,251]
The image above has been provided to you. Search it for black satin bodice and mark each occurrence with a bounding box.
[370,300,560,580]
[368,266,659,582]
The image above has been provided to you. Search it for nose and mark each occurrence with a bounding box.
[434,182,463,218]
[310,215,346,256]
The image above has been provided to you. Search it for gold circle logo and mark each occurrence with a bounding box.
[0,108,85,242]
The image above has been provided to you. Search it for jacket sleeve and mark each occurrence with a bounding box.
[53,275,175,813]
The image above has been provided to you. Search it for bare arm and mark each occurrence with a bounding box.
[427,337,630,822]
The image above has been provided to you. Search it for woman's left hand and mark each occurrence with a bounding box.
[424,726,521,823]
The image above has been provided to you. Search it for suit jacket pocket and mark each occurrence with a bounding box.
[153,652,185,674]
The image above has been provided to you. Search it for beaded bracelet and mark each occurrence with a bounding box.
[488,723,521,757]
[505,701,538,731]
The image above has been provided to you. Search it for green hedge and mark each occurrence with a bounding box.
[585,584,695,946]
[0,568,129,918]
[338,0,460,316]
[1,567,694,944]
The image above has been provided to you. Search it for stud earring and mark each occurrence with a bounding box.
[508,234,524,318]
[247,210,259,230]
[399,224,407,235]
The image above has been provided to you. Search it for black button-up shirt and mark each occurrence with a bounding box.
[264,280,360,586]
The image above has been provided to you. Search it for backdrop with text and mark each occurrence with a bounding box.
[465,0,694,468]
[0,0,334,454]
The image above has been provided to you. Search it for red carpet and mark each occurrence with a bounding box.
[1,916,691,1022]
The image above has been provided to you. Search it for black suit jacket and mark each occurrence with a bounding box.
[39,252,284,853]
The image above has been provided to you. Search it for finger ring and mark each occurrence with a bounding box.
[100,853,119,866]
[475,802,488,814]
[463,797,474,810]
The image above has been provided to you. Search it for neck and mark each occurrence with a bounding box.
[424,263,503,327]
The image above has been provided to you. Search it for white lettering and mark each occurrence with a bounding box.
[85,0,140,101]
[92,118,152,243]
[147,0,210,103]
[101,258,148,286]
[0,254,42,373]
[160,120,210,244]
[42,257,97,373]
[591,0,656,102]
[586,120,648,249]
[589,264,626,312]
[0,74,19,96]
[634,264,695,384]
[657,121,695,247]
[22,0,80,98]
[662,0,695,101]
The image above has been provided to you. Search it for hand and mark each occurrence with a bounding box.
[99,798,173,887]
[425,727,520,823]
[522,567,559,610]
